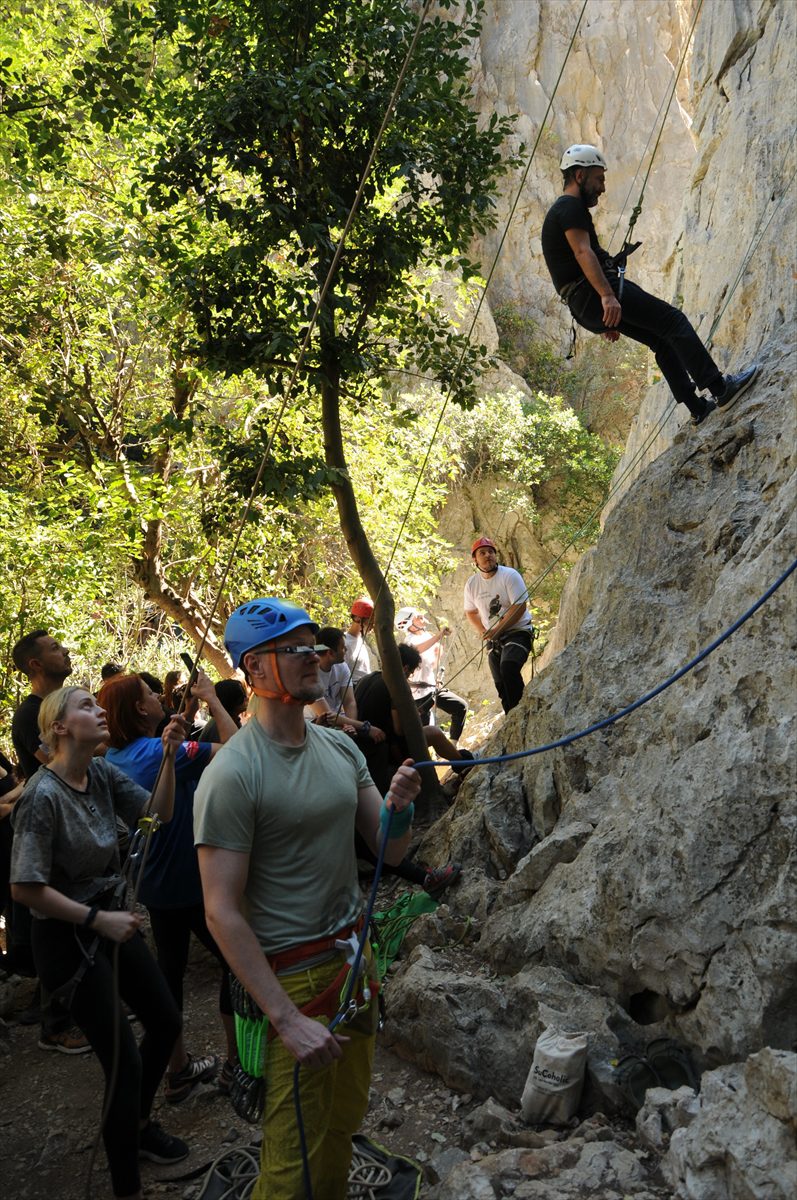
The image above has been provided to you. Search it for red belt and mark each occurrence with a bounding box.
[265,916,378,1041]
[266,916,365,975]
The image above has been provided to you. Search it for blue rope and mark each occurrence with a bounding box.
[417,558,796,770]
[293,805,396,1199]
[288,558,797,1194]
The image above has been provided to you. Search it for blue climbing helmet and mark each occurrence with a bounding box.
[225,598,319,670]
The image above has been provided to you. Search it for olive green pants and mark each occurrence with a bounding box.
[253,951,377,1200]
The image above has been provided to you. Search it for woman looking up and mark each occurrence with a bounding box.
[97,671,239,1101]
[10,686,188,1199]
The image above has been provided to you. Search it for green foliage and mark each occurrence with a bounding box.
[493,303,648,439]
[453,388,621,538]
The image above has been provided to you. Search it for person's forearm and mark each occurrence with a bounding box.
[205,905,301,1033]
[206,697,239,742]
[488,602,527,640]
[412,633,439,654]
[150,764,175,823]
[574,246,614,298]
[465,609,485,636]
[12,882,94,925]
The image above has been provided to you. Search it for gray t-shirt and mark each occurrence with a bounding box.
[194,718,373,955]
[10,759,148,916]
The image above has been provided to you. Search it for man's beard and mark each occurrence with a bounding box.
[578,181,599,207]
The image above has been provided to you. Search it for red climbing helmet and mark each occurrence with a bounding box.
[351,597,374,619]
[471,537,497,557]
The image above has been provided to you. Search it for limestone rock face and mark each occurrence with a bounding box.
[409,362,796,1073]
[605,0,797,508]
[662,1050,797,1199]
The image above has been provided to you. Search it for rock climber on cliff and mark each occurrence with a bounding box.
[541,144,759,427]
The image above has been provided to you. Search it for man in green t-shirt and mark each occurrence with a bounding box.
[194,598,419,1200]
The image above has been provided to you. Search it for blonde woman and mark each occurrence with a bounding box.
[11,686,189,1199]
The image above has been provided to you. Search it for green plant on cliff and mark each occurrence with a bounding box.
[453,388,621,539]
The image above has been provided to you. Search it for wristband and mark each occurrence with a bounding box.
[380,800,414,839]
[83,904,99,928]
[360,721,371,735]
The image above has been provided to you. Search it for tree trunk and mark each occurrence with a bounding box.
[319,352,437,795]
[131,519,233,678]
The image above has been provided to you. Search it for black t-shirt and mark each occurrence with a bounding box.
[11,694,43,782]
[354,671,394,737]
[541,194,611,293]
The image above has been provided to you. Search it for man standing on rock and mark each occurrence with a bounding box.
[194,598,420,1198]
[541,144,759,427]
[464,538,533,714]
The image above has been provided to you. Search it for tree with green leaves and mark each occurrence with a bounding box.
[0,2,466,717]
[67,0,517,762]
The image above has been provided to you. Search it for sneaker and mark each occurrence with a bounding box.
[690,398,717,427]
[715,363,760,409]
[138,1119,189,1164]
[423,861,462,899]
[38,1026,92,1055]
[164,1052,219,1104]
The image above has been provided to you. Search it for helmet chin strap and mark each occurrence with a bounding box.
[249,656,305,706]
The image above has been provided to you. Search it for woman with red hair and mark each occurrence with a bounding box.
[98,670,239,1102]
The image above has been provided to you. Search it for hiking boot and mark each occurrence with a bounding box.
[690,398,716,427]
[38,1026,92,1055]
[715,363,760,409]
[138,1120,189,1164]
[423,862,462,899]
[164,1052,219,1104]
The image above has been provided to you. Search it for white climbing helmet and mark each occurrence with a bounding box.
[395,606,421,631]
[560,144,607,171]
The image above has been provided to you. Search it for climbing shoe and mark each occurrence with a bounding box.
[690,399,716,427]
[423,861,462,899]
[164,1052,219,1104]
[138,1120,189,1164]
[715,363,760,409]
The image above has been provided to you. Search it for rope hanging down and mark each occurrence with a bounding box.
[420,557,796,771]
[380,0,590,588]
[609,0,705,256]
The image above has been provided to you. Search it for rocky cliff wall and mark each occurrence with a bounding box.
[387,0,797,1176]
[467,0,696,346]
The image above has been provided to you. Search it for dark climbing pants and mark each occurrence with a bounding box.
[488,630,532,713]
[417,688,468,741]
[32,918,181,1198]
[147,901,233,1017]
[569,277,724,414]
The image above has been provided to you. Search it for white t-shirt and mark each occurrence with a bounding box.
[344,631,372,684]
[463,565,532,632]
[303,661,352,720]
[402,629,438,693]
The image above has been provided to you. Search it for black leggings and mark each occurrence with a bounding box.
[147,902,232,1017]
[32,919,180,1198]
